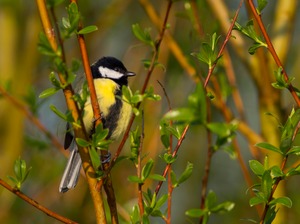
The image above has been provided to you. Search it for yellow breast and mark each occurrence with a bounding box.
[82,79,118,133]
[82,78,132,139]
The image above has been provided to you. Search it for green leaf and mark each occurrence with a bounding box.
[286,165,300,177]
[39,87,60,98]
[9,158,32,189]
[130,205,140,224]
[132,23,154,47]
[249,196,265,207]
[170,170,178,187]
[185,208,207,218]
[49,104,68,121]
[265,205,277,224]
[206,122,231,138]
[257,0,268,14]
[154,194,168,210]
[128,175,143,184]
[177,162,193,185]
[270,165,284,179]
[248,43,263,55]
[205,191,217,209]
[149,174,166,181]
[150,192,157,208]
[163,107,197,123]
[210,201,235,213]
[249,160,265,176]
[261,170,272,199]
[37,32,57,57]
[269,197,292,208]
[77,25,98,34]
[162,153,177,164]
[234,20,267,54]
[191,32,221,68]
[141,159,154,181]
[255,142,282,155]
[287,146,300,155]
[76,138,90,147]
[89,147,101,176]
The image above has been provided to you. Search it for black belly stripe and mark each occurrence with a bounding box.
[102,89,122,139]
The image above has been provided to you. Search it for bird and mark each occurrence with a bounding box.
[59,56,135,193]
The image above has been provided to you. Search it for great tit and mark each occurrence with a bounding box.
[59,56,135,193]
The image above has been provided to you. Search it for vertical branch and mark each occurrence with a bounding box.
[158,81,173,223]
[200,3,245,223]
[70,0,118,221]
[137,112,145,216]
[204,0,244,87]
[199,99,212,224]
[110,0,174,168]
[35,1,106,223]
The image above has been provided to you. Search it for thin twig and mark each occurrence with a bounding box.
[247,0,300,107]
[199,98,212,224]
[137,111,145,216]
[204,0,244,87]
[157,80,172,223]
[110,0,173,169]
[155,125,189,195]
[0,179,78,224]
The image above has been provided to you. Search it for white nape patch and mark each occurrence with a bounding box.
[99,66,123,79]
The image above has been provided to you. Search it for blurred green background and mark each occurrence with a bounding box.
[1,0,300,223]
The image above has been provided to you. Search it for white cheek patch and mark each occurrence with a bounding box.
[99,66,123,79]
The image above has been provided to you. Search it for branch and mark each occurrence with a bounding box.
[155,125,189,194]
[204,0,244,87]
[109,0,174,169]
[35,1,106,223]
[0,179,78,224]
[0,85,65,155]
[247,0,300,107]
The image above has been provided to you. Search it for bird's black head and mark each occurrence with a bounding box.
[91,57,135,86]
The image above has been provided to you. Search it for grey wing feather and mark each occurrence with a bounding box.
[59,145,82,193]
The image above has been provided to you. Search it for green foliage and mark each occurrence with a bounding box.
[257,0,268,15]
[143,189,168,218]
[76,124,111,178]
[7,158,32,190]
[121,85,161,116]
[77,25,98,35]
[249,107,300,222]
[159,120,184,149]
[271,67,295,90]
[191,32,222,69]
[248,152,295,222]
[186,191,235,223]
[37,32,59,57]
[206,121,237,152]
[132,23,155,47]
[129,127,141,164]
[234,20,267,54]
[163,83,206,124]
[62,2,80,38]
[171,162,193,188]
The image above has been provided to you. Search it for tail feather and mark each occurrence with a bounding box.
[59,146,82,193]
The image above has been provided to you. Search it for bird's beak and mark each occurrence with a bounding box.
[126,71,136,77]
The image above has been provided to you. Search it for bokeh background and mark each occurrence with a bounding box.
[1,0,300,223]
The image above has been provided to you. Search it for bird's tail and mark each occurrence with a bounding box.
[59,146,82,193]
